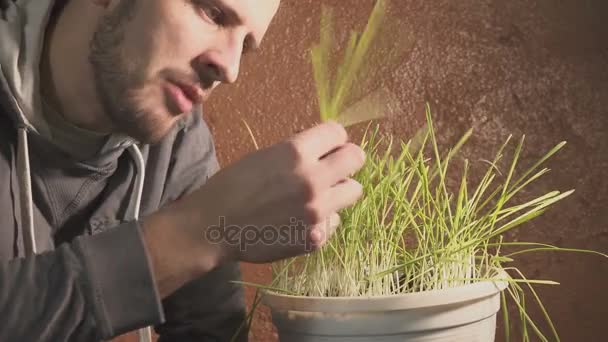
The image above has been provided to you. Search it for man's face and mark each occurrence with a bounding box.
[90,0,280,143]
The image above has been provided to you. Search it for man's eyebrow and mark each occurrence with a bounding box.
[210,0,261,52]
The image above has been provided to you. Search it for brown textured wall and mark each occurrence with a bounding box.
[116,1,608,341]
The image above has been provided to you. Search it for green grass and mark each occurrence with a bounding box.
[264,105,606,342]
[271,105,575,299]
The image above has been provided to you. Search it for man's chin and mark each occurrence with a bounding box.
[122,112,184,145]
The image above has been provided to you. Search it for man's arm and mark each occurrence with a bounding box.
[0,221,165,341]
[151,114,248,341]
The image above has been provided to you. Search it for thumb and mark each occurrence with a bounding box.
[308,212,341,251]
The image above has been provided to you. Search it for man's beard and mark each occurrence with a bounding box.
[89,0,172,144]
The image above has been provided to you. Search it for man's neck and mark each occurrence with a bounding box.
[40,0,114,134]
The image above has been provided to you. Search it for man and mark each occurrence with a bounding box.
[0,0,365,341]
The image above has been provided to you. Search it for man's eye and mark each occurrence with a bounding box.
[194,0,225,26]
[203,6,223,23]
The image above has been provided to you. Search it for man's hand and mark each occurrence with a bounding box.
[142,122,365,297]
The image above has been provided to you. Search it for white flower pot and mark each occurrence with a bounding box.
[263,274,509,341]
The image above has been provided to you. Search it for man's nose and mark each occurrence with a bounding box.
[198,30,245,84]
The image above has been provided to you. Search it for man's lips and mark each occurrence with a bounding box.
[176,81,204,103]
[165,80,205,114]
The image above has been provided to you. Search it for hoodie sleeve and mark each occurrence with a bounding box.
[0,220,165,342]
[153,113,248,342]
[155,263,247,342]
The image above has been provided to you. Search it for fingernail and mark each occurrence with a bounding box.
[310,229,322,244]
[331,213,341,226]
[359,148,366,162]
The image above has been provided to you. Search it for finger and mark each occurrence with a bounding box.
[324,178,364,214]
[318,143,366,188]
[289,121,348,160]
[309,212,341,249]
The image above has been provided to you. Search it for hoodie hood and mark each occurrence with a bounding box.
[0,0,54,136]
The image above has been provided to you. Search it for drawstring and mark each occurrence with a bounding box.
[15,133,152,341]
[128,144,145,221]
[17,127,37,256]
[128,145,152,342]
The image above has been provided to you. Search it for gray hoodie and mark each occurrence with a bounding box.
[0,0,247,341]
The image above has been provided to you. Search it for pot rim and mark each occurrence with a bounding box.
[262,269,510,313]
